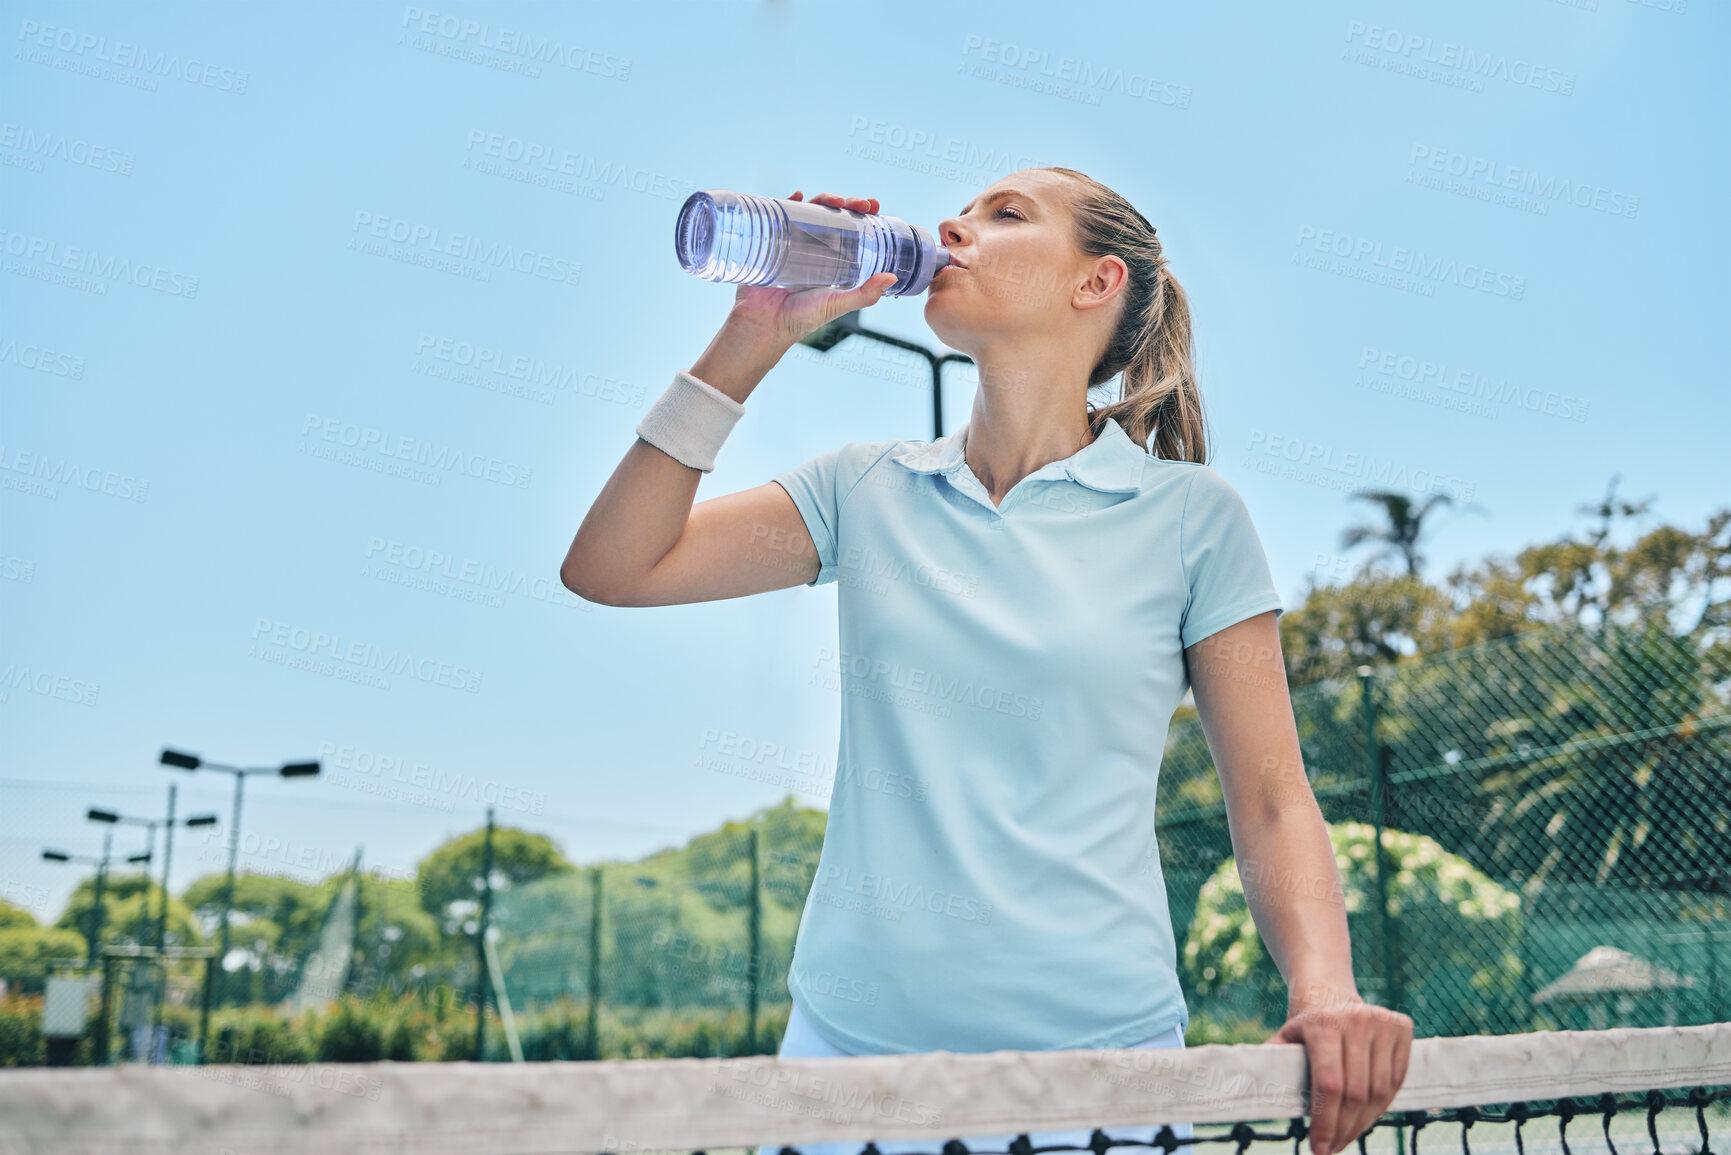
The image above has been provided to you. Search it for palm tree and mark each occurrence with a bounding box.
[1570,474,1655,629]
[1339,489,1482,577]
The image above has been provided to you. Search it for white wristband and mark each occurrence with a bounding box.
[634,369,746,473]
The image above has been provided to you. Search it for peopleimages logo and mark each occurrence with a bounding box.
[0,663,99,707]
[843,114,1056,175]
[813,863,994,925]
[461,131,693,202]
[300,415,532,490]
[318,740,547,815]
[788,962,880,1006]
[0,228,199,297]
[414,332,644,407]
[0,443,148,502]
[1357,346,1589,423]
[813,646,1044,720]
[1243,429,1475,502]
[350,212,581,287]
[0,336,85,379]
[1293,226,1525,300]
[15,19,251,93]
[249,618,483,694]
[958,34,1193,107]
[364,536,590,613]
[1343,20,1575,96]
[1407,145,1638,219]
[398,7,631,79]
[0,122,133,174]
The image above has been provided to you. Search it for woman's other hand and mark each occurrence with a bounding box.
[1266,990,1414,1155]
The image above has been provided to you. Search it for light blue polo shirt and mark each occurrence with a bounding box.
[772,415,1285,1056]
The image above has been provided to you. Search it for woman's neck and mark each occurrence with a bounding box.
[960,370,1097,506]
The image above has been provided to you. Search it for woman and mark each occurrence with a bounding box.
[562,168,1413,1155]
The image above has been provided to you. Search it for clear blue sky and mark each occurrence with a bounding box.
[4,0,1726,928]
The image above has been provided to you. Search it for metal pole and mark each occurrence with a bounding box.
[88,830,113,968]
[95,953,115,1065]
[929,358,943,441]
[217,771,245,1010]
[1358,668,1397,1004]
[197,953,214,1065]
[134,827,157,947]
[746,825,761,1054]
[585,866,602,1060]
[1359,666,1404,1155]
[151,788,177,1060]
[807,313,968,443]
[473,809,495,1060]
[157,785,177,950]
[349,846,364,1002]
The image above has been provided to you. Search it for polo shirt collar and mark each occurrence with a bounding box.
[889,415,1146,494]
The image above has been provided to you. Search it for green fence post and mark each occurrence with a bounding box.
[1359,665,1405,1155]
[1358,667,1398,1007]
[95,954,115,1065]
[747,825,761,1056]
[474,809,495,1061]
[585,865,603,1060]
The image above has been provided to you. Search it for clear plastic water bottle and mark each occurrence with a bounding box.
[675,189,951,297]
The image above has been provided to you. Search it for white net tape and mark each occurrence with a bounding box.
[0,1023,1725,1155]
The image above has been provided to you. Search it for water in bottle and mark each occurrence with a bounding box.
[675,189,951,297]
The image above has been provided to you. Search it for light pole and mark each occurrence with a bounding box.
[158,747,319,1053]
[798,309,973,442]
[42,834,151,967]
[88,790,220,949]
[88,790,220,1056]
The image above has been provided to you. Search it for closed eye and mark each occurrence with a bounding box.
[996,206,1024,221]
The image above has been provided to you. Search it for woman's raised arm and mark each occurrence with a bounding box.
[559,191,896,607]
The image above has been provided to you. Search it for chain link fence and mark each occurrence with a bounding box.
[1162,618,1730,1037]
[490,619,1730,1055]
[487,811,825,1059]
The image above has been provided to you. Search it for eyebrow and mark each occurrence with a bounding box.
[958,188,1035,217]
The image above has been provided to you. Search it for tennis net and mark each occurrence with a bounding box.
[0,1023,1724,1155]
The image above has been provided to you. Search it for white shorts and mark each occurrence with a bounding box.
[755,1002,1197,1155]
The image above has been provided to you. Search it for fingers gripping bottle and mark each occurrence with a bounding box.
[675,190,951,297]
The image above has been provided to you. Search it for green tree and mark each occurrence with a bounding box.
[414,827,573,932]
[182,871,326,999]
[345,874,442,1007]
[181,867,443,1009]
[0,927,89,996]
[487,798,827,1016]
[1397,621,1731,895]
[1278,571,1455,688]
[55,871,203,956]
[1182,821,1522,1036]
[0,900,38,930]
[1440,508,1730,653]
[1281,491,1730,687]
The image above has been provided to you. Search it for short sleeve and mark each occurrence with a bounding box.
[772,440,900,588]
[1178,467,1285,648]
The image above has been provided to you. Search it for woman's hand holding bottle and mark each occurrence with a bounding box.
[722,190,899,352]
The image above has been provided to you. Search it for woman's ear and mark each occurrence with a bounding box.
[1075,254,1130,311]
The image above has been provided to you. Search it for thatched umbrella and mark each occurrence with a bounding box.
[1532,946,1695,1028]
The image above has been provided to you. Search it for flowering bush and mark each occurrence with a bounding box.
[1182,821,1523,1033]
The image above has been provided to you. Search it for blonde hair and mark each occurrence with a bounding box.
[1035,167,1207,464]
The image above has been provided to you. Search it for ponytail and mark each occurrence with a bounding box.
[1036,167,1208,464]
